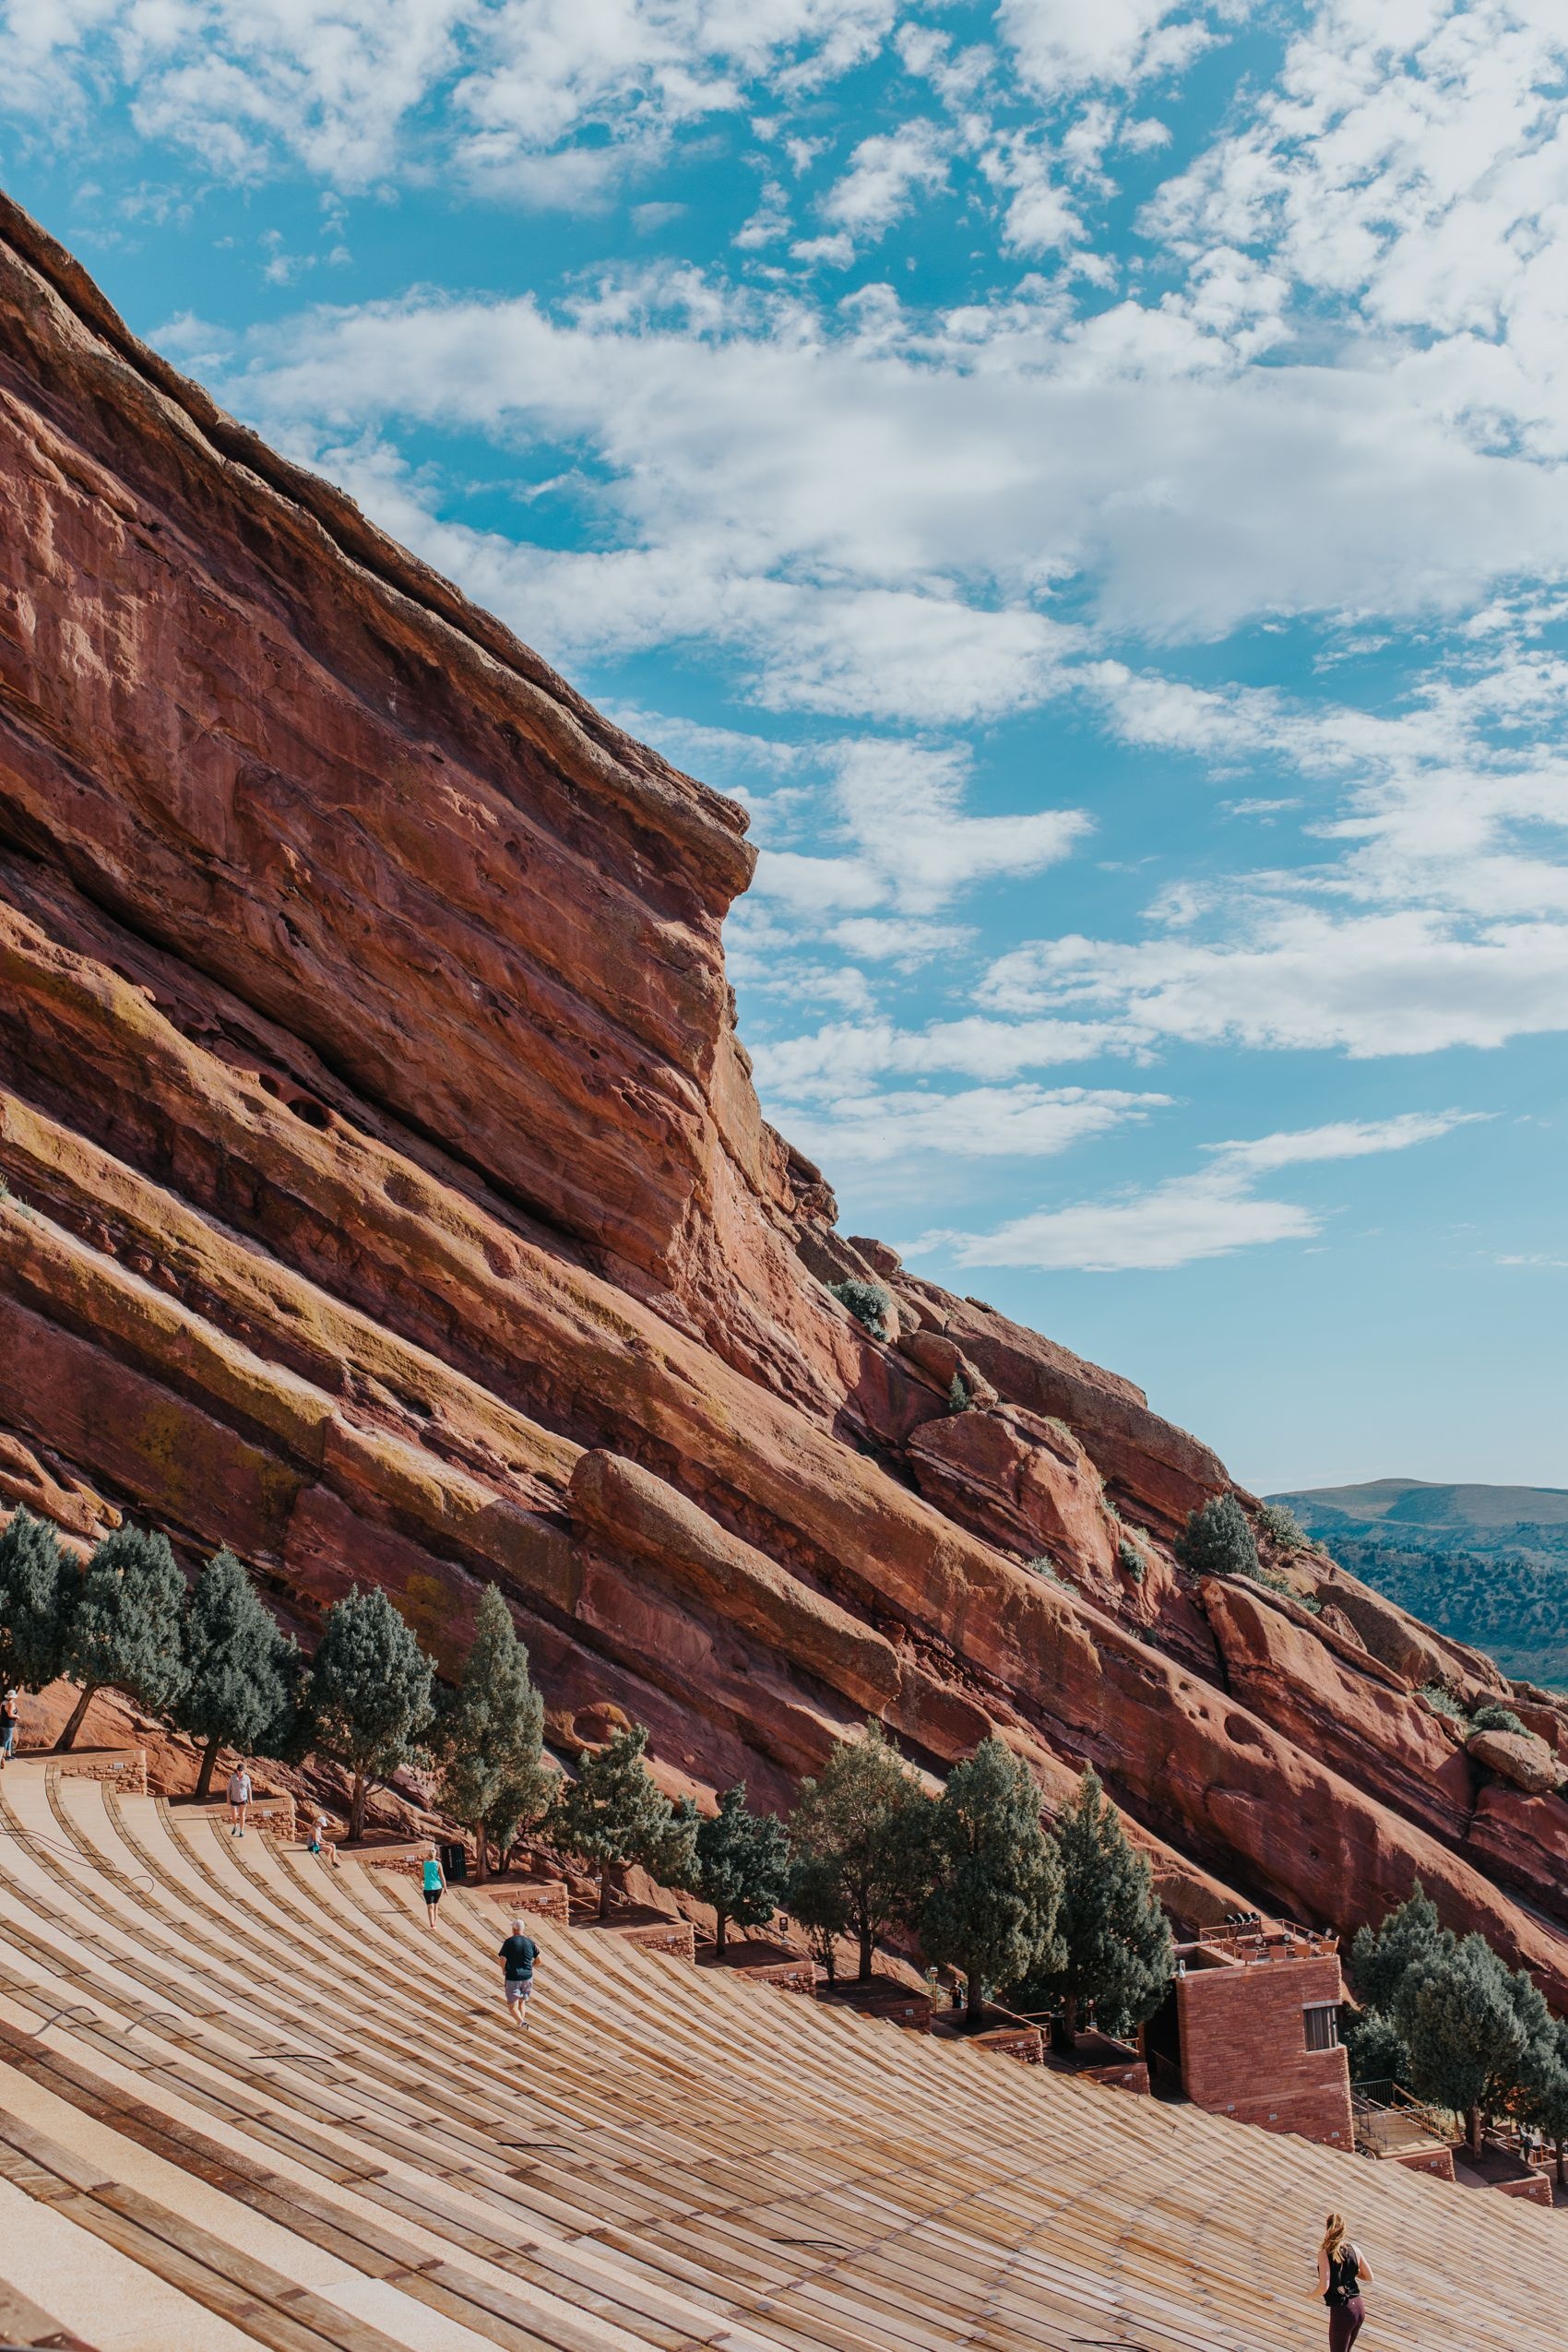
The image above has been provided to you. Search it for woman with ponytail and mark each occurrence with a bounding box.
[1316,2213,1372,2348]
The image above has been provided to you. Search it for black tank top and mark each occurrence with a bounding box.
[1325,2247,1360,2306]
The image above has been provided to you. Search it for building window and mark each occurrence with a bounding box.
[1303,2003,1338,2052]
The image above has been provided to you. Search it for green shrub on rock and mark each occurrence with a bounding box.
[1420,1681,1471,1726]
[1469,1701,1528,1738]
[1257,1501,1308,1550]
[826,1278,893,1338]
[1174,1494,1258,1581]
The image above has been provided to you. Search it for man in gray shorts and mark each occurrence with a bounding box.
[497,1918,540,2032]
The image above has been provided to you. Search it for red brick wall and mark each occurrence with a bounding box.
[1496,2171,1552,2207]
[1177,1952,1353,2148]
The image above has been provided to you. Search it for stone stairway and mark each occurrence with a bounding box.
[0,1760,1562,2349]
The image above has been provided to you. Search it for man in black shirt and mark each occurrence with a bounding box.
[498,1917,540,2033]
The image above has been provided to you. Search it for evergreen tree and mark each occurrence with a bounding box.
[174,1549,302,1802]
[693,1783,790,1956]
[1395,1932,1530,2157]
[920,1738,1062,2032]
[788,1720,932,1983]
[1174,1493,1259,1580]
[433,1586,553,1883]
[549,1724,698,1918]
[0,1508,76,1692]
[1346,1881,1453,2013]
[1521,2017,1568,2188]
[785,1849,849,1983]
[309,1586,434,1842]
[1015,1767,1174,2047]
[1341,2006,1411,2090]
[57,1525,187,1752]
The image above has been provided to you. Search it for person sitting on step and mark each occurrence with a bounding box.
[306,1812,340,1869]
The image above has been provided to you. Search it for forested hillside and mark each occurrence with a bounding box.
[1276,1481,1568,1690]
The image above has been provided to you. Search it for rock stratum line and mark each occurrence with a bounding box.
[3,186,1567,1996]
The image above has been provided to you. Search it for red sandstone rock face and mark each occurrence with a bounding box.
[4,187,1568,2005]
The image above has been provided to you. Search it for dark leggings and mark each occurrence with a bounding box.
[1329,2299,1366,2351]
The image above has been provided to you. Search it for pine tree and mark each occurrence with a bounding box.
[1174,1493,1259,1579]
[788,1721,932,1983]
[694,1784,790,1956]
[1015,1767,1174,2047]
[785,1849,849,1983]
[548,1724,698,1918]
[1521,2017,1568,2189]
[1341,2006,1411,2089]
[309,1586,434,1842]
[57,1525,187,1752]
[1395,1931,1530,2158]
[1347,1881,1454,2012]
[433,1586,553,1883]
[919,1738,1062,2032]
[174,1549,302,1802]
[0,1507,76,1692]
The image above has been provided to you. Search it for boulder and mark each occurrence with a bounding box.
[1467,1728,1562,1796]
[907,1407,1117,1583]
[896,1326,999,1409]
[1318,1604,1368,1653]
[1318,1582,1505,1693]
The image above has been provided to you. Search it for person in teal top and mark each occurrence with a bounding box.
[421,1844,445,1929]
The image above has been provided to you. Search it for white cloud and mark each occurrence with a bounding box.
[918,1109,1478,1272]
[6,0,469,185]
[998,0,1239,94]
[778,1082,1167,1166]
[817,118,949,244]
[981,907,1568,1058]
[0,0,904,194]
[750,1013,1121,1099]
[230,256,1568,709]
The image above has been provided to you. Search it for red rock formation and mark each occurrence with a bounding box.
[4,186,1568,2002]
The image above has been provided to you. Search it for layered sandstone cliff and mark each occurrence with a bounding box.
[4,188,1567,1999]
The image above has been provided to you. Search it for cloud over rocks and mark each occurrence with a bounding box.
[917,1111,1481,1272]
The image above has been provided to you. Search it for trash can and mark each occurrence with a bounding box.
[441,1840,468,1883]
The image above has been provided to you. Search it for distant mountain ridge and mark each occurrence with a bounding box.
[1272,1479,1568,1690]
[1275,1478,1568,1534]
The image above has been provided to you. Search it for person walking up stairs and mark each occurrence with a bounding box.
[498,1914,540,2031]
[1318,2211,1372,2350]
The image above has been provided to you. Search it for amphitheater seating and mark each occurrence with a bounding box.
[0,1755,1561,2350]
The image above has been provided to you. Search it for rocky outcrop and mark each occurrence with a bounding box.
[1468,1728,1561,1796]
[4,186,1568,2004]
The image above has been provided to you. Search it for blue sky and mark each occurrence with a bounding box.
[4,1,1566,1492]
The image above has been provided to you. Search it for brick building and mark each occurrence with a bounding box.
[1144,1927,1354,2149]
